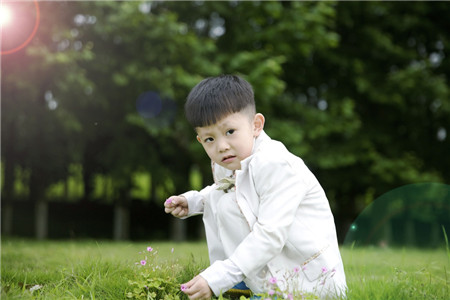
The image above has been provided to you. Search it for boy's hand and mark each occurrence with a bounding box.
[164,196,188,218]
[181,275,212,300]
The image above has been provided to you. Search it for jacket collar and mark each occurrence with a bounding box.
[239,130,271,172]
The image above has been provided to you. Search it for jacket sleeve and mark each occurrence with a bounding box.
[230,155,309,278]
[200,259,245,297]
[181,184,216,218]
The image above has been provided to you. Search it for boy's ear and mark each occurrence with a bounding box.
[253,113,265,137]
[196,135,202,143]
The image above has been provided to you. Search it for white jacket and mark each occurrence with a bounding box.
[183,131,347,298]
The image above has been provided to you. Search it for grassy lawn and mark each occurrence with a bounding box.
[1,238,449,299]
[1,239,209,299]
[344,246,449,299]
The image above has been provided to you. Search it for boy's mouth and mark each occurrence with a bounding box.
[222,155,236,163]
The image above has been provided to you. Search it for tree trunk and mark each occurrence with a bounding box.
[35,200,48,240]
[2,203,14,236]
[430,221,440,247]
[113,203,129,240]
[171,218,186,242]
[30,164,48,240]
[380,219,392,247]
[2,120,17,236]
[404,217,415,246]
[82,162,95,201]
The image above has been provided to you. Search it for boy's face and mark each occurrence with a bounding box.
[196,112,264,170]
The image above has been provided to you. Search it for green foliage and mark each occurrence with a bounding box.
[126,247,183,300]
[127,274,181,300]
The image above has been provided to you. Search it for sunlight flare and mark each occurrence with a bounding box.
[0,5,12,27]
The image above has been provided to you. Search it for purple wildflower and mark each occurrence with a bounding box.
[322,267,328,273]
[293,266,300,273]
[180,284,187,292]
[147,246,153,252]
[140,260,147,266]
[269,277,277,284]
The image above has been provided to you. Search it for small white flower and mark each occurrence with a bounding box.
[30,285,43,292]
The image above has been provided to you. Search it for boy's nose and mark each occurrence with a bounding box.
[217,139,230,152]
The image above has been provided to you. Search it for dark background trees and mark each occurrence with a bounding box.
[2,1,449,245]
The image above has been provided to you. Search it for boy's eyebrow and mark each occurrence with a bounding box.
[216,119,236,129]
[198,120,232,135]
[196,126,216,137]
[197,130,212,137]
[197,114,244,137]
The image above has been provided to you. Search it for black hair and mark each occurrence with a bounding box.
[185,75,255,128]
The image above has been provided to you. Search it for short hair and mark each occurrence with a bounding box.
[185,75,256,128]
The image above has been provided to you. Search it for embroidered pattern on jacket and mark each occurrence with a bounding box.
[301,244,330,267]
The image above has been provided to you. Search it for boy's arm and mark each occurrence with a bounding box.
[180,160,230,218]
[178,184,216,218]
[198,259,245,297]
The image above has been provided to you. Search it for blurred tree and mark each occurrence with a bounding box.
[64,1,221,240]
[2,1,449,242]
[161,0,340,191]
[165,1,450,241]
[310,1,450,239]
[164,1,360,238]
[2,1,94,239]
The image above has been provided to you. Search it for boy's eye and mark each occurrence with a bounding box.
[204,137,214,143]
[226,129,235,135]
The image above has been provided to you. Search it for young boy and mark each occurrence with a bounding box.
[164,75,347,299]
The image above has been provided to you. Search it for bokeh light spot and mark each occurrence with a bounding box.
[136,91,163,119]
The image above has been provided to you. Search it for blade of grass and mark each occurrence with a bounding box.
[442,225,450,264]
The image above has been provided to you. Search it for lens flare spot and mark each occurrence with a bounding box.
[0,5,12,26]
[136,91,162,119]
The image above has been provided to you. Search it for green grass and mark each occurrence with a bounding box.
[1,239,208,299]
[344,246,449,299]
[1,238,449,299]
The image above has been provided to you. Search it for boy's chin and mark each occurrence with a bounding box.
[217,162,240,171]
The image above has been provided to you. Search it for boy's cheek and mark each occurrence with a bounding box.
[205,151,215,161]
